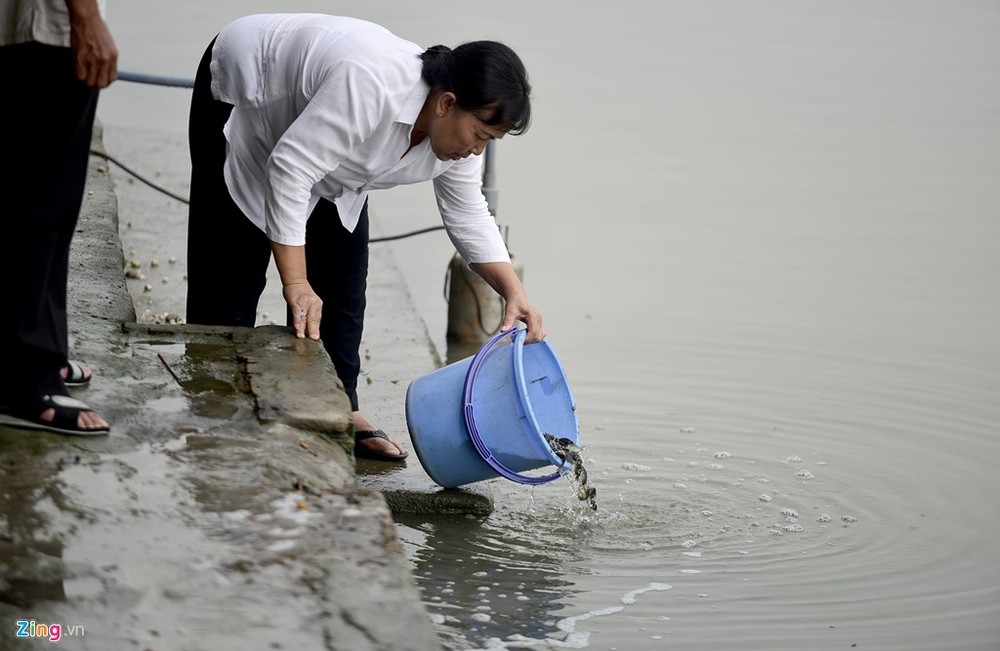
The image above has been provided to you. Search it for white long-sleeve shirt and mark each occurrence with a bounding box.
[210,13,510,264]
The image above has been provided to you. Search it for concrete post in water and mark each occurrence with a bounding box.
[446,144,525,362]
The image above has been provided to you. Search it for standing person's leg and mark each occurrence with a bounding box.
[301,199,407,461]
[186,37,271,327]
[0,42,108,434]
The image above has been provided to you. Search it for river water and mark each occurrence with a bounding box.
[99,1,999,649]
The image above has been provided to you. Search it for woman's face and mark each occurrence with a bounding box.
[429,94,509,161]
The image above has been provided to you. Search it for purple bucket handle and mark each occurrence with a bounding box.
[462,327,568,485]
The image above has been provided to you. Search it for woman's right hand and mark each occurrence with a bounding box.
[67,0,119,89]
[282,281,323,340]
[271,242,322,340]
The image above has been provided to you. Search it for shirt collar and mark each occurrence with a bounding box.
[397,78,430,127]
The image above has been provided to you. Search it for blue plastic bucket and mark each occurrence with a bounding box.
[405,328,580,488]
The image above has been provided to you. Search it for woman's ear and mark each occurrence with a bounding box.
[437,92,458,116]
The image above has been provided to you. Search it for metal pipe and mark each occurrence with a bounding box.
[482,142,498,216]
[117,70,194,89]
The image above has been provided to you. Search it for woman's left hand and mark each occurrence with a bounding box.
[469,261,546,343]
[500,292,546,343]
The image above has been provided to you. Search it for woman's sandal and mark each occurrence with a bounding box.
[63,361,92,387]
[0,394,110,436]
[354,430,408,461]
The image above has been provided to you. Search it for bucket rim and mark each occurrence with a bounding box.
[462,328,573,485]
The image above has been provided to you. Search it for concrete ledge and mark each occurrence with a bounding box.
[69,123,136,328]
[123,323,355,458]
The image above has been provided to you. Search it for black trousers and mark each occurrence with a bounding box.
[185,40,369,411]
[0,42,99,400]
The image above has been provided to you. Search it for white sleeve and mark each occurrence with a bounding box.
[433,153,511,264]
[263,63,383,245]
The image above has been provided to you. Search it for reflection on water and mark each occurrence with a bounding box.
[395,509,583,649]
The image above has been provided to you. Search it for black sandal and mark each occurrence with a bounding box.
[354,429,408,461]
[0,394,110,436]
[63,361,92,387]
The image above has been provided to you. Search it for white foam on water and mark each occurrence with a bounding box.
[557,605,627,631]
[621,582,673,605]
[463,583,671,650]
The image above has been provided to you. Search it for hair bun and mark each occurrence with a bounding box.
[419,45,453,88]
[422,44,452,57]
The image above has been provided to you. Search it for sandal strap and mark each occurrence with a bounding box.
[65,361,91,385]
[41,394,92,430]
[44,394,91,410]
[355,429,389,442]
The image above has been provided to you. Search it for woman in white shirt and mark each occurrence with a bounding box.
[185,14,544,461]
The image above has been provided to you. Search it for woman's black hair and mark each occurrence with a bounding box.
[420,41,531,135]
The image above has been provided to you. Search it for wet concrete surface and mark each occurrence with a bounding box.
[0,124,494,649]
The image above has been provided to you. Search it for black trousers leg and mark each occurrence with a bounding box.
[0,42,98,400]
[185,37,271,327]
[292,200,370,412]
